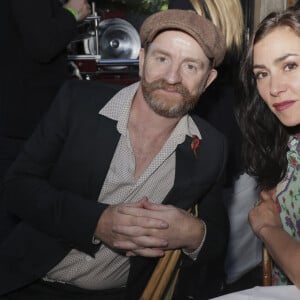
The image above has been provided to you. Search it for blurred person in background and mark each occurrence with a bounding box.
[0,0,91,276]
[0,0,90,181]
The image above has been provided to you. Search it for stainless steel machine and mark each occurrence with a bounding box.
[67,2,141,84]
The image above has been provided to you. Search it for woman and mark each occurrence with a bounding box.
[237,7,300,286]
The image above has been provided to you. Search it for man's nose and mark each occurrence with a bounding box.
[164,64,182,84]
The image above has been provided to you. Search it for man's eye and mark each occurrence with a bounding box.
[157,56,166,63]
[184,63,198,73]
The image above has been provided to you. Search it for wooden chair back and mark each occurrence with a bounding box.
[262,246,272,286]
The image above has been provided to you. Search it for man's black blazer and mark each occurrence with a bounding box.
[1,80,229,299]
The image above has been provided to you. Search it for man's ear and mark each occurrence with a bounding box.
[204,69,218,89]
[138,48,145,78]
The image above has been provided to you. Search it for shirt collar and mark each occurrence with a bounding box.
[99,82,138,136]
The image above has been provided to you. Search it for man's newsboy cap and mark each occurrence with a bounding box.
[139,9,226,67]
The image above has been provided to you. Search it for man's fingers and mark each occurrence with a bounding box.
[112,226,168,245]
[113,234,167,250]
[117,207,169,228]
[126,248,165,258]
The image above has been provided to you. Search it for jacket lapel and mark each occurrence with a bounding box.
[163,136,197,209]
[88,114,121,201]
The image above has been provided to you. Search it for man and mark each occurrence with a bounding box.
[0,9,229,300]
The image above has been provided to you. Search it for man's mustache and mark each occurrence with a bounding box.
[146,80,189,95]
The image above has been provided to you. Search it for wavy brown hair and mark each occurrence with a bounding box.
[237,7,300,189]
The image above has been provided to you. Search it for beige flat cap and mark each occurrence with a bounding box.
[140,9,226,67]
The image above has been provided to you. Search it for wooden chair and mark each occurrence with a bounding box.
[140,249,181,300]
[140,207,197,300]
[262,246,272,286]
[141,246,273,299]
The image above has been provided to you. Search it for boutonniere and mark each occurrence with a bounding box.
[191,135,200,159]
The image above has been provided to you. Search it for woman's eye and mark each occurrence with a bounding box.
[254,71,267,80]
[284,62,297,71]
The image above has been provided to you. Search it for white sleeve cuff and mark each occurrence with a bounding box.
[182,220,207,260]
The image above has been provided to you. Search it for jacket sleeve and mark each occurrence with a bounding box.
[197,136,229,264]
[11,0,77,63]
[2,80,108,255]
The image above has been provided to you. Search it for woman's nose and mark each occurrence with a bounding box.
[269,75,287,97]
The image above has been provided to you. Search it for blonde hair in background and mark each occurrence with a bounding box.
[190,0,244,52]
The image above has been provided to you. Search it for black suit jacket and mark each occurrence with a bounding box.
[0,0,77,138]
[1,80,229,299]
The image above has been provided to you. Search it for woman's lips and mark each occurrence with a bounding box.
[273,100,296,112]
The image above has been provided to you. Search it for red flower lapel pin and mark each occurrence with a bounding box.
[191,135,200,159]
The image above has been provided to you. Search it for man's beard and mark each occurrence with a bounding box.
[141,77,200,118]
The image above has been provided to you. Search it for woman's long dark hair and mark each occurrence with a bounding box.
[237,7,300,190]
